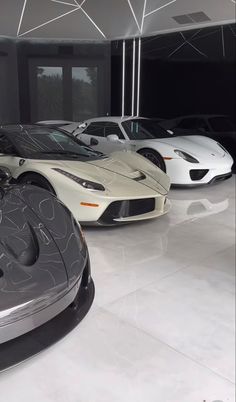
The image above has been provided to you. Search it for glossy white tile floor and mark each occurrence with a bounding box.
[1,177,235,402]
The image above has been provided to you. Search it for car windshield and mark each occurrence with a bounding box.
[9,127,106,160]
[122,119,174,140]
[209,117,235,132]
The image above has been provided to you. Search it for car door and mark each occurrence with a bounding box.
[0,134,21,177]
[78,121,127,154]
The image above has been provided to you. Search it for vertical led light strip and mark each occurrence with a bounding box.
[221,26,225,57]
[136,37,141,116]
[131,38,136,116]
[122,40,126,117]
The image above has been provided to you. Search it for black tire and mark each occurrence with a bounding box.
[138,148,166,172]
[18,173,56,195]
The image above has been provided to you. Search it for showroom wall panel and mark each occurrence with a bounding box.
[0,38,111,124]
[111,23,236,121]
[0,39,20,124]
[17,40,111,123]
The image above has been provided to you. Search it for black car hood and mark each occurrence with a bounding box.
[0,185,86,326]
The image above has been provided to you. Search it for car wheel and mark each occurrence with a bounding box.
[138,149,166,172]
[19,173,56,195]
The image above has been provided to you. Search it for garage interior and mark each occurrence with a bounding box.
[0,1,235,401]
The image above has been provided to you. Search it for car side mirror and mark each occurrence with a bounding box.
[107,134,120,142]
[90,137,99,146]
[0,168,12,184]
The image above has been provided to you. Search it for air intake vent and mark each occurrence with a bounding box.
[188,12,211,22]
[173,11,211,25]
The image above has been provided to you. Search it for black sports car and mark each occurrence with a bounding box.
[0,168,94,371]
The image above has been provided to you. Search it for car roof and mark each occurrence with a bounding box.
[176,114,227,119]
[81,116,147,124]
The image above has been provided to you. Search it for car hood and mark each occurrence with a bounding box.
[156,135,225,158]
[41,155,169,194]
[0,186,86,327]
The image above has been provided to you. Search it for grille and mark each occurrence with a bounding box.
[190,169,209,181]
[100,198,155,224]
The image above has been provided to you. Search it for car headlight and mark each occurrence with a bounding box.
[217,142,228,154]
[174,150,199,163]
[53,168,105,191]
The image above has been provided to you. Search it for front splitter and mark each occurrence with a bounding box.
[0,279,95,372]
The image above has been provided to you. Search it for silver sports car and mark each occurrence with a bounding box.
[0,168,94,371]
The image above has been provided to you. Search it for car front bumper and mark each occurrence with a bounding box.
[0,273,94,371]
[78,194,170,225]
[166,155,233,186]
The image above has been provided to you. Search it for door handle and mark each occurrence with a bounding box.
[90,138,99,146]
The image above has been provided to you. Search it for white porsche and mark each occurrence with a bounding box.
[57,116,233,186]
[0,125,170,225]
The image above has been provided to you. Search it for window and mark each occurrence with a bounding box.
[30,60,102,122]
[36,67,63,120]
[122,119,172,140]
[209,116,235,132]
[83,122,105,137]
[104,122,124,139]
[178,118,208,131]
[72,67,98,121]
[0,134,16,155]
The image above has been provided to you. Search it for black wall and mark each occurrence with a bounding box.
[111,24,236,122]
[141,60,236,120]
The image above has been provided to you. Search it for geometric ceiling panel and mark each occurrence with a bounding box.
[83,0,139,39]
[18,0,78,37]
[59,0,80,4]
[129,0,146,32]
[0,0,235,41]
[22,8,106,40]
[145,0,178,16]
[143,0,235,37]
[0,0,25,37]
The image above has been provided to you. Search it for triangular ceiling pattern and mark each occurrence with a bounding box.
[128,0,146,32]
[18,0,79,37]
[22,7,106,40]
[0,0,235,41]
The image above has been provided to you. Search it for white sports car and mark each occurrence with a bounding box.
[56,117,233,186]
[0,125,170,225]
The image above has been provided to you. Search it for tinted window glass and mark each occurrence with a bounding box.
[83,122,105,137]
[72,67,98,121]
[209,117,235,132]
[0,134,16,154]
[178,118,208,130]
[104,122,124,139]
[37,67,63,120]
[9,128,105,160]
[122,119,173,140]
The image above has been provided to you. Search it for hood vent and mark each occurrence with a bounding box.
[133,172,146,181]
[173,11,211,25]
